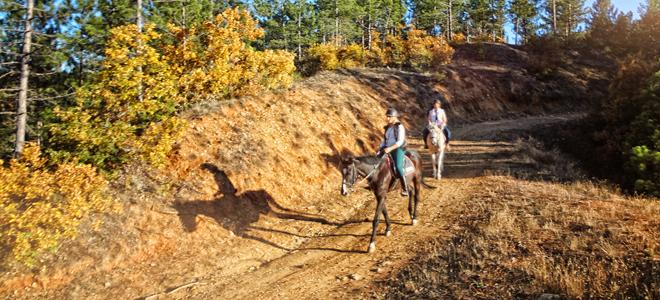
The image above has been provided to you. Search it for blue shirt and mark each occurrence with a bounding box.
[381,123,406,149]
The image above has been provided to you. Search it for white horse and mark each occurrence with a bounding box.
[425,125,446,179]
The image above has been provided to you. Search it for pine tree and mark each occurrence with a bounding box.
[147,0,232,29]
[509,0,539,44]
[586,0,619,51]
[413,0,449,35]
[1,0,78,157]
[542,0,586,36]
[379,0,406,35]
[285,0,318,58]
[316,0,365,45]
[254,0,289,49]
[463,0,505,41]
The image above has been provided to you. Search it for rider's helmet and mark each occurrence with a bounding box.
[386,107,400,117]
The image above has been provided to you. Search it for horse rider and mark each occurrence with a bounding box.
[423,98,451,150]
[377,107,409,196]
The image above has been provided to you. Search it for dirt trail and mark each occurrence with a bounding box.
[134,114,578,300]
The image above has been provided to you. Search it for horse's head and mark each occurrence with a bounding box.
[340,156,358,196]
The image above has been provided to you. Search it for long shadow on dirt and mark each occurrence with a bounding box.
[172,163,370,253]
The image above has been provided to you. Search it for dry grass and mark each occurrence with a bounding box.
[384,139,660,300]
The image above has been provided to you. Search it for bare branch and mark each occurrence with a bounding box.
[0,50,21,56]
[33,31,57,37]
[0,88,21,92]
[0,112,16,115]
[0,71,18,80]
[30,71,58,76]
[0,62,20,66]
[28,92,75,101]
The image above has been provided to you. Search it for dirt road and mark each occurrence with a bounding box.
[131,114,580,300]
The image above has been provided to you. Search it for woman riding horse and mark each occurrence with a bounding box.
[378,107,409,196]
[423,99,451,150]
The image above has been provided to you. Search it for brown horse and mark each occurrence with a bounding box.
[340,150,435,253]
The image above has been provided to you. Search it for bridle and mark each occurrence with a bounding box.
[342,157,384,195]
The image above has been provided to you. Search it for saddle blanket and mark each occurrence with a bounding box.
[386,155,416,176]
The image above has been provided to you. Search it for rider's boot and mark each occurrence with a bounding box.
[400,175,409,196]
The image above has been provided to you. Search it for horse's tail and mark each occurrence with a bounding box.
[407,150,436,189]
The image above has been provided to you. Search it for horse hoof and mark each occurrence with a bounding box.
[368,242,376,253]
[412,219,418,226]
[385,230,392,237]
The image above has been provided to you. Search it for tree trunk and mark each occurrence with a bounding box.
[335,0,339,46]
[567,3,573,36]
[367,4,372,49]
[137,0,144,102]
[297,4,302,60]
[14,0,34,157]
[447,0,453,40]
[433,5,438,34]
[552,0,557,34]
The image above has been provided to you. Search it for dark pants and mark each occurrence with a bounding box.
[423,126,451,147]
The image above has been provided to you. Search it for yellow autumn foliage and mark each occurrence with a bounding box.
[307,29,453,71]
[308,43,340,70]
[48,23,187,172]
[405,27,455,70]
[451,32,467,44]
[337,44,368,68]
[165,8,295,101]
[0,144,114,266]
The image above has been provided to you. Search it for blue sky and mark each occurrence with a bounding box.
[505,0,646,44]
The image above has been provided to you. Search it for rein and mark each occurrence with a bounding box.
[352,156,385,187]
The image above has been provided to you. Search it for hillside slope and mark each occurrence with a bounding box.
[0,43,630,299]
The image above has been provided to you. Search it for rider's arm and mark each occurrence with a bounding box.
[440,110,448,126]
[427,110,434,126]
[394,125,405,148]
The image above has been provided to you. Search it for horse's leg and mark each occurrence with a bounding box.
[407,185,414,223]
[382,205,392,237]
[438,148,444,179]
[369,194,386,253]
[412,176,421,225]
[431,153,437,179]
[435,151,441,179]
[440,147,445,172]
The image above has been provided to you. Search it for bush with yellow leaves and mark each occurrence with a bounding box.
[0,144,114,266]
[405,28,455,70]
[308,43,340,70]
[305,29,453,73]
[337,44,367,68]
[383,34,406,67]
[451,33,467,44]
[165,8,295,101]
[47,24,187,173]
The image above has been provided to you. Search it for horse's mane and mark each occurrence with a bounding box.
[355,155,381,165]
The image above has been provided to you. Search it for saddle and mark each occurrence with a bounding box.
[384,153,416,177]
